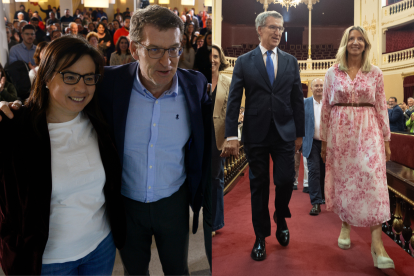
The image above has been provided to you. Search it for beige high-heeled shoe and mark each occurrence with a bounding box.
[338,222,351,249]
[371,245,395,269]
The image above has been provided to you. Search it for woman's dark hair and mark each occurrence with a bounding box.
[182,33,192,52]
[96,22,106,33]
[0,63,5,79]
[88,22,96,31]
[185,22,195,44]
[26,35,106,136]
[202,31,212,49]
[115,36,131,55]
[33,41,49,66]
[212,44,229,72]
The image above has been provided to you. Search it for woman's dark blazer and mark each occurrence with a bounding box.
[0,107,126,275]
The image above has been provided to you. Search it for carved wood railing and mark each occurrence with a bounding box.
[223,145,248,195]
[387,0,414,15]
[384,132,414,257]
[382,47,414,65]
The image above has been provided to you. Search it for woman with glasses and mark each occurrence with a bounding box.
[0,36,126,275]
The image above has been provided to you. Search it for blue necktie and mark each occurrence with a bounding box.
[266,50,275,86]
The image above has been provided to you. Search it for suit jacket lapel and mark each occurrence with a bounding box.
[253,46,272,90]
[273,48,288,91]
[113,62,137,166]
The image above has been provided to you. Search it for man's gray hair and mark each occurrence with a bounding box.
[255,11,283,41]
[408,97,414,101]
[18,20,28,27]
[17,12,24,17]
[69,22,77,28]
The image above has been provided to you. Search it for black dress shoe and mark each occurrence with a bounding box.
[251,237,266,261]
[276,220,289,247]
[309,204,321,216]
[302,187,309,193]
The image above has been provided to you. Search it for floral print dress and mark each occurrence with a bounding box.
[320,63,391,227]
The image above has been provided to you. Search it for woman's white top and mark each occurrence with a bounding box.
[29,66,38,85]
[178,46,195,70]
[42,112,110,264]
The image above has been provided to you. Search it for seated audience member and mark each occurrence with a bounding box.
[113,16,130,45]
[101,17,108,27]
[107,22,114,33]
[29,41,49,85]
[110,36,133,66]
[87,32,105,63]
[98,8,108,19]
[96,23,112,59]
[88,22,96,32]
[112,19,120,34]
[122,7,130,18]
[196,35,204,49]
[6,27,18,50]
[194,31,212,82]
[185,22,197,50]
[30,17,46,44]
[51,29,62,41]
[9,24,36,66]
[74,9,82,18]
[65,27,71,35]
[178,33,195,70]
[13,21,19,32]
[0,63,18,102]
[52,6,60,19]
[406,113,414,133]
[388,97,405,131]
[114,8,122,20]
[17,20,28,41]
[68,22,79,36]
[46,12,60,26]
[14,5,30,22]
[0,36,126,275]
[53,22,62,32]
[17,12,25,22]
[403,97,414,122]
[186,13,200,32]
[200,17,212,36]
[399,103,408,130]
[115,14,123,26]
[180,15,186,22]
[78,24,88,37]
[32,11,44,24]
[39,4,53,20]
[60,9,74,23]
[82,13,92,26]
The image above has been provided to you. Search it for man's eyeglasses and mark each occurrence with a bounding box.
[265,25,285,33]
[137,42,183,59]
[57,71,101,86]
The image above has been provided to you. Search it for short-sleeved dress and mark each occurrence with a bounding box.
[320,63,391,227]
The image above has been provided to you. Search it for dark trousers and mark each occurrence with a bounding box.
[307,139,325,205]
[212,133,225,231]
[119,184,190,276]
[244,123,295,238]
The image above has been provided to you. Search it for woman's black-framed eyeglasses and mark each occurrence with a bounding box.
[137,42,183,59]
[57,71,101,86]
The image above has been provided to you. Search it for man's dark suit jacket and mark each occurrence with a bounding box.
[225,46,305,142]
[97,62,211,234]
[0,107,126,275]
[389,105,405,132]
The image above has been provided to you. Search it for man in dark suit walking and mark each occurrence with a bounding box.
[222,10,304,261]
[302,78,325,216]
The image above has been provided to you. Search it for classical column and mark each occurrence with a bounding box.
[0,0,8,66]
[212,0,222,46]
[307,0,312,60]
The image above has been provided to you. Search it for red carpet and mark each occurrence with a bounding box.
[212,159,414,276]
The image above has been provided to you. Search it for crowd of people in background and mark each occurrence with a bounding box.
[2,4,212,103]
[387,96,414,133]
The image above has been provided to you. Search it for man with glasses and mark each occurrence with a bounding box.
[388,97,405,132]
[97,5,211,274]
[9,25,36,66]
[223,10,304,261]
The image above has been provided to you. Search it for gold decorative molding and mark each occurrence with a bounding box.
[363,14,376,40]
[402,71,414,80]
[388,186,414,207]
[382,63,414,72]
[382,13,414,26]
[371,55,377,66]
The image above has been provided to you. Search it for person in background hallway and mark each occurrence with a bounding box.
[211,44,230,237]
[302,78,325,216]
[113,16,130,46]
[9,24,36,66]
[110,36,133,66]
[6,27,18,50]
[14,5,29,22]
[0,63,18,102]
[29,41,49,85]
[388,97,404,132]
[320,26,394,269]
[222,11,305,261]
[194,31,212,83]
[200,17,212,36]
[178,33,195,69]
[404,97,414,121]
[0,36,126,275]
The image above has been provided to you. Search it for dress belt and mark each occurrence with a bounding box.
[334,103,374,107]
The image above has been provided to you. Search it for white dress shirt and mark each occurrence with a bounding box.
[313,97,322,140]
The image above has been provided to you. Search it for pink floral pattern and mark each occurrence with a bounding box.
[320,64,391,227]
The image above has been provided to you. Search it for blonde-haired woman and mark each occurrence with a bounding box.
[320,26,393,269]
[212,44,230,236]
